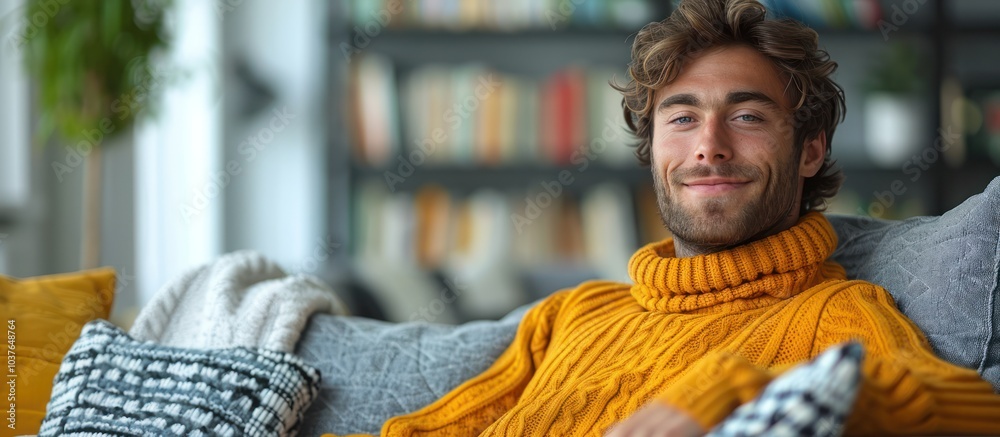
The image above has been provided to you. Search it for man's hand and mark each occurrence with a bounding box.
[604,402,706,437]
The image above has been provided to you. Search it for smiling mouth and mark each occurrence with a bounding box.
[683,180,751,195]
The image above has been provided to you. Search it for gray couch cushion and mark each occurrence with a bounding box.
[828,176,1000,391]
[293,304,530,436]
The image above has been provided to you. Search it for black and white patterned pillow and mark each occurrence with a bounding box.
[708,342,864,437]
[40,320,321,437]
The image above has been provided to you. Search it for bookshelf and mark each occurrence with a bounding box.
[327,0,1000,322]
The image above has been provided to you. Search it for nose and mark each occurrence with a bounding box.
[693,116,733,164]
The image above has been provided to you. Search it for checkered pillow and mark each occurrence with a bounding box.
[39,320,321,437]
[708,342,864,437]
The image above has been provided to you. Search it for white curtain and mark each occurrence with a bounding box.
[0,0,29,214]
[135,0,222,307]
[0,0,31,275]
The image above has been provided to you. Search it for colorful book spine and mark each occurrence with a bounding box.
[351,62,634,167]
[347,0,655,30]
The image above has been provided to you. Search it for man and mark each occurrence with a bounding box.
[331,0,1000,435]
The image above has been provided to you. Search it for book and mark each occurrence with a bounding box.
[587,67,637,166]
[347,0,655,30]
[414,184,453,268]
[367,64,629,167]
[350,54,400,165]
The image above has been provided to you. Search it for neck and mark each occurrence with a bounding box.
[672,210,802,258]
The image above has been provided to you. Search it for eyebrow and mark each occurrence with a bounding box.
[656,90,783,113]
[656,93,700,113]
[725,91,782,110]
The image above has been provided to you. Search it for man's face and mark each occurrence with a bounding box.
[650,44,820,255]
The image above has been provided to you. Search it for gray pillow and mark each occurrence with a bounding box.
[828,176,1000,391]
[293,303,530,436]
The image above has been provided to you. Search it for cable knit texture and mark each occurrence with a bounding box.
[129,250,350,352]
[328,213,1000,436]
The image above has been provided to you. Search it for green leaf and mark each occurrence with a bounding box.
[22,0,172,148]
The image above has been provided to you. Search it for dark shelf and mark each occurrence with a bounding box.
[347,25,948,44]
[940,159,1000,211]
[369,27,640,38]
[820,155,999,174]
[339,26,636,73]
[0,206,20,225]
[952,26,1000,37]
[350,163,650,193]
[813,26,928,38]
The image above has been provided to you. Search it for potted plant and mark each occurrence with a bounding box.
[862,42,929,168]
[21,0,171,268]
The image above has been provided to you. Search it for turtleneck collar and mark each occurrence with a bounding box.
[628,212,841,314]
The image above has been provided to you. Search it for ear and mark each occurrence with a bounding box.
[799,131,827,178]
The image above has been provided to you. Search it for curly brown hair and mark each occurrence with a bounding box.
[614,0,846,214]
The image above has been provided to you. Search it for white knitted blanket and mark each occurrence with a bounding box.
[129,250,349,352]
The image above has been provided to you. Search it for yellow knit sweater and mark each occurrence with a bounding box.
[330,213,1000,436]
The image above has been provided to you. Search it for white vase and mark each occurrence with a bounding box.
[863,93,928,168]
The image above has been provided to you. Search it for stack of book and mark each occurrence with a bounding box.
[348,55,637,168]
[347,0,654,30]
[350,178,673,281]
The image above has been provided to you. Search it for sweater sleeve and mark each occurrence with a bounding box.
[655,283,1000,435]
[654,351,780,430]
[816,283,1000,436]
[369,289,571,436]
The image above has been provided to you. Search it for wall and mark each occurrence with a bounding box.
[220,0,329,273]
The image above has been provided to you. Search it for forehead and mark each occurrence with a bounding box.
[654,44,793,110]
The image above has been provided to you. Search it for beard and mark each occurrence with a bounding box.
[652,155,800,253]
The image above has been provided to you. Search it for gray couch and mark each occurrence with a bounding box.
[294,176,1000,435]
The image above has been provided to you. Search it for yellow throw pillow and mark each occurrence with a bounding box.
[0,268,115,437]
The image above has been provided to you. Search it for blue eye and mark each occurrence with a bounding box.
[737,114,761,122]
[672,116,694,124]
